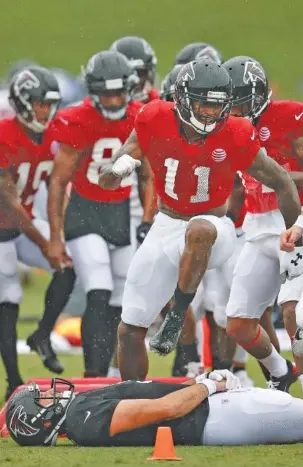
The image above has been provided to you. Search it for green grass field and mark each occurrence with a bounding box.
[1,0,303,463]
[1,271,303,466]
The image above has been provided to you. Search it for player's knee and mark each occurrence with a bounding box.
[282,301,297,327]
[118,321,146,343]
[186,219,217,249]
[226,317,256,341]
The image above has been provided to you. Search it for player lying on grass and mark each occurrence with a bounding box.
[6,372,303,447]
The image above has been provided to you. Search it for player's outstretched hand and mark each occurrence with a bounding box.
[280,226,303,252]
[208,369,241,390]
[112,154,141,178]
[47,240,73,271]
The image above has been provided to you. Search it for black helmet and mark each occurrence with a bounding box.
[6,59,39,82]
[83,50,139,120]
[9,66,61,133]
[222,56,271,120]
[174,57,232,135]
[175,42,223,65]
[160,65,183,102]
[6,378,75,446]
[110,36,157,87]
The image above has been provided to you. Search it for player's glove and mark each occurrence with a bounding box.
[136,222,152,244]
[195,374,217,396]
[112,154,141,178]
[280,246,303,283]
[207,369,241,390]
[291,327,303,357]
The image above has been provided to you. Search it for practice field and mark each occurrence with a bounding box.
[1,0,303,99]
[0,271,303,466]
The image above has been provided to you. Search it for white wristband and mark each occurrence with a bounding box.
[294,215,303,230]
[198,378,217,396]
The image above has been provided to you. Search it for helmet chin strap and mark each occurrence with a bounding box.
[101,106,127,120]
[189,113,216,134]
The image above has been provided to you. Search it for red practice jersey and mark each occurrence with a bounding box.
[52,97,143,202]
[135,100,260,215]
[0,118,56,229]
[242,101,303,213]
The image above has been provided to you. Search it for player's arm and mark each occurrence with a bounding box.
[289,171,303,189]
[110,383,211,436]
[226,174,245,222]
[246,148,301,230]
[0,169,48,254]
[290,135,303,162]
[48,143,80,242]
[98,130,143,190]
[137,157,157,224]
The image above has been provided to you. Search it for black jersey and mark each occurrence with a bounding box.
[65,381,209,446]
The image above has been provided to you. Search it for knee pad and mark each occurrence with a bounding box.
[0,273,22,304]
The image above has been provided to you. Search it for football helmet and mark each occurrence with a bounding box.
[110,36,157,100]
[174,57,232,135]
[160,65,183,101]
[6,378,75,446]
[222,56,271,120]
[175,42,223,65]
[9,66,61,133]
[83,50,139,120]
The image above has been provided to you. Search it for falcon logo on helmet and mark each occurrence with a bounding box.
[15,70,40,93]
[243,61,266,85]
[9,405,40,438]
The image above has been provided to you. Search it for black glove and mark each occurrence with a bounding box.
[136,222,152,244]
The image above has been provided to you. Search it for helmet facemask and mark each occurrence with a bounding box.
[85,71,139,120]
[175,82,232,135]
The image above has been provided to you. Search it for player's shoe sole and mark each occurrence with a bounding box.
[27,331,64,374]
[149,312,184,356]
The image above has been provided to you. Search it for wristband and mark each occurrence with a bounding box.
[198,378,217,396]
[294,215,303,230]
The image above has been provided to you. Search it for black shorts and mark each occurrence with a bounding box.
[64,190,131,247]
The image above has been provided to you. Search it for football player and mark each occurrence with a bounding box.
[174,42,223,66]
[99,57,301,382]
[7,373,303,447]
[47,51,156,377]
[223,56,303,391]
[0,67,76,399]
[110,36,159,103]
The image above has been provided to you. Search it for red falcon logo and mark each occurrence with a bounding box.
[9,405,40,437]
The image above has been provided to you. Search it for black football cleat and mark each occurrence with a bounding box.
[27,331,64,374]
[149,311,184,356]
[268,360,298,392]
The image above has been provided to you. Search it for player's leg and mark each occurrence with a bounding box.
[226,237,296,391]
[118,213,184,380]
[67,233,114,376]
[172,305,201,377]
[0,239,24,399]
[150,216,236,355]
[202,388,303,445]
[17,219,75,373]
[278,276,303,380]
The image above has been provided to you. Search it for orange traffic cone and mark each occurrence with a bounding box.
[147,427,183,461]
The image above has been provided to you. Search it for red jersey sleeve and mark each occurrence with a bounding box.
[51,109,90,152]
[281,101,303,139]
[231,117,261,172]
[134,100,160,154]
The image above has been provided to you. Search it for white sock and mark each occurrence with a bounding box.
[107,366,121,378]
[233,345,248,364]
[259,346,288,378]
